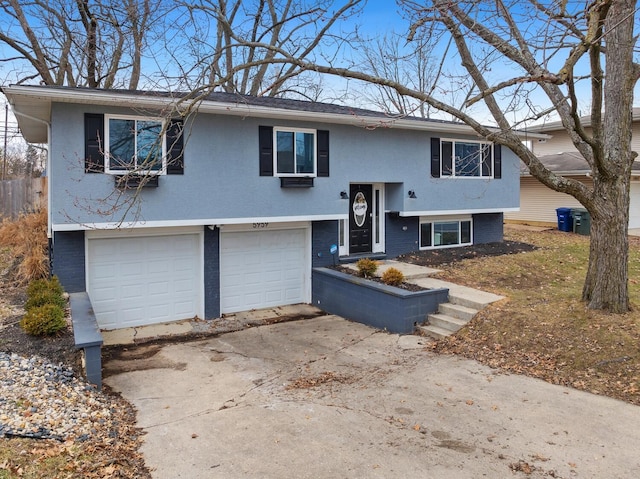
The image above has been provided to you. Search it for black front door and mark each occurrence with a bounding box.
[349,184,373,254]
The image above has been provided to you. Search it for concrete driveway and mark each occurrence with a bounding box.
[105,315,640,478]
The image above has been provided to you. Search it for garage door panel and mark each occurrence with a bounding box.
[121,284,145,301]
[121,306,144,322]
[175,279,196,293]
[148,304,171,320]
[244,272,262,286]
[265,291,284,303]
[148,280,169,295]
[121,261,144,277]
[148,259,169,274]
[285,288,301,300]
[88,233,201,329]
[91,263,117,281]
[120,239,144,255]
[220,228,308,314]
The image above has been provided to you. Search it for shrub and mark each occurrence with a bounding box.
[26,278,50,297]
[20,304,66,336]
[25,276,66,312]
[25,289,66,311]
[356,258,378,278]
[26,276,63,297]
[381,267,405,286]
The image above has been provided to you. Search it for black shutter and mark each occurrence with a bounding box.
[430,137,440,178]
[84,113,104,173]
[494,144,502,179]
[166,119,184,175]
[259,126,274,176]
[317,130,329,177]
[442,141,453,176]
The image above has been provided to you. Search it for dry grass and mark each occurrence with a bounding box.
[0,210,48,284]
[432,228,640,405]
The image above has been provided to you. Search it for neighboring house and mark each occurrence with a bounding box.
[505,110,640,228]
[4,85,528,330]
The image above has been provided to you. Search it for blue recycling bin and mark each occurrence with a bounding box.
[556,207,573,232]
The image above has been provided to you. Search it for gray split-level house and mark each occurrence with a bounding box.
[3,85,530,330]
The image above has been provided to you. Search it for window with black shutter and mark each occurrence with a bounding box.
[432,137,500,178]
[259,126,329,181]
[84,113,184,176]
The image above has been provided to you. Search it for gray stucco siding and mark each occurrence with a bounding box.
[49,103,519,227]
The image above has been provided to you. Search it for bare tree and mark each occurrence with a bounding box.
[355,31,448,118]
[0,0,162,89]
[217,0,638,312]
[170,0,365,97]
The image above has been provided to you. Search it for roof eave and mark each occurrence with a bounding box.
[3,84,547,141]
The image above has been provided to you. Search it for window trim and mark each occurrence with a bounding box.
[439,138,494,179]
[104,114,167,175]
[419,216,473,250]
[273,126,317,178]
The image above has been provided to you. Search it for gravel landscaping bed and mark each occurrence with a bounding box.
[0,352,116,441]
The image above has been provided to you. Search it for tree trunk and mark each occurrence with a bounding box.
[581,0,636,313]
[582,177,630,312]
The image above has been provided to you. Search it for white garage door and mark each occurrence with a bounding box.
[220,227,309,314]
[87,232,201,330]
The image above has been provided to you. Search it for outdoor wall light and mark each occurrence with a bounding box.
[340,190,349,199]
[408,190,417,199]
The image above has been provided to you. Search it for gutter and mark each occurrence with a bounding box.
[3,85,550,140]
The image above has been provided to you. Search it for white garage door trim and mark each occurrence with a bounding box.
[86,227,204,330]
[219,222,311,314]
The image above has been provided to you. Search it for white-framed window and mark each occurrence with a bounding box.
[420,216,472,249]
[274,127,316,176]
[441,139,493,178]
[105,115,166,174]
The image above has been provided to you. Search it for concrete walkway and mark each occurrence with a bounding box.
[105,316,640,478]
[345,259,504,310]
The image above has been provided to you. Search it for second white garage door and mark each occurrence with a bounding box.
[220,227,309,314]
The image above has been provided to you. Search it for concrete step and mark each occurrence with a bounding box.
[449,293,494,311]
[427,313,468,332]
[438,302,479,322]
[416,324,452,340]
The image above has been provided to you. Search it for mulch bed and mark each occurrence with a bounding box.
[329,265,425,291]
[396,240,538,267]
